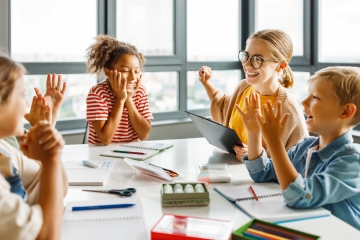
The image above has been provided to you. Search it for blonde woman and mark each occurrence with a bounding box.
[199,29,308,161]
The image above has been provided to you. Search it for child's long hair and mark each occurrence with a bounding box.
[0,54,26,106]
[86,35,146,78]
[247,29,294,88]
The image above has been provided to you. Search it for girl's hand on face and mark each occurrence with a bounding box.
[127,74,142,99]
[233,143,248,162]
[109,70,127,101]
[198,66,213,84]
[236,93,262,134]
[256,100,289,144]
[24,95,52,126]
[20,121,65,161]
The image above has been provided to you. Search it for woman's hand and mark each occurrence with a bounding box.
[233,143,248,162]
[235,92,262,135]
[108,70,127,101]
[198,66,213,84]
[127,73,142,99]
[256,100,289,145]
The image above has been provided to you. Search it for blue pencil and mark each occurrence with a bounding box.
[72,203,135,211]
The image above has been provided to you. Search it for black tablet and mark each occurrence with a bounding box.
[185,111,243,155]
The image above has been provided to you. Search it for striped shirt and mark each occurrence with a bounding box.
[86,80,153,144]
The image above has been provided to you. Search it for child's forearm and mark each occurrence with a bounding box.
[95,99,125,145]
[60,162,68,196]
[36,158,64,240]
[126,98,151,140]
[266,139,298,190]
[247,132,263,160]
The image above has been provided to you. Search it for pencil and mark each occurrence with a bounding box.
[249,186,259,201]
[246,228,290,240]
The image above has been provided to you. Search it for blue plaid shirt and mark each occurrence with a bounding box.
[243,131,360,230]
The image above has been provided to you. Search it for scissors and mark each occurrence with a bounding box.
[82,188,136,197]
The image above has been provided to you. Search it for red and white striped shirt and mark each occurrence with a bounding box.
[86,80,153,144]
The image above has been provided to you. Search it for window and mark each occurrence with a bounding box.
[187,70,241,110]
[187,0,239,61]
[286,72,310,106]
[255,0,304,56]
[318,0,360,63]
[116,0,174,55]
[11,0,97,62]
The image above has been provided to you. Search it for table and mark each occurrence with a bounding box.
[62,138,360,239]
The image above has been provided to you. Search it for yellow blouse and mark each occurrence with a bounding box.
[228,85,277,146]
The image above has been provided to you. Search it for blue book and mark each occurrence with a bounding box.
[214,182,330,223]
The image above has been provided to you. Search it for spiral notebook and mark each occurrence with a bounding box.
[64,160,116,186]
[100,141,173,161]
[61,198,147,240]
[214,182,330,223]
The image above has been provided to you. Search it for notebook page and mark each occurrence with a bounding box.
[236,196,330,223]
[100,148,159,161]
[61,198,147,240]
[214,182,282,202]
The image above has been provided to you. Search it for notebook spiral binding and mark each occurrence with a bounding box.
[65,168,111,170]
[63,215,142,222]
[236,193,282,202]
[123,145,153,150]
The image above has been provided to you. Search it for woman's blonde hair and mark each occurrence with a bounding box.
[86,35,146,78]
[0,54,26,106]
[309,66,360,127]
[247,29,294,88]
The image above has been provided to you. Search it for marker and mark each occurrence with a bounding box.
[112,150,147,155]
[249,186,259,201]
[82,160,100,168]
[72,203,136,211]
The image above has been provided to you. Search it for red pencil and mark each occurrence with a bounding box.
[249,186,259,201]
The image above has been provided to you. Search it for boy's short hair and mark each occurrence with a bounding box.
[308,66,360,127]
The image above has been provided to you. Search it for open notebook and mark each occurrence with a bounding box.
[214,182,330,223]
[100,141,173,161]
[61,198,147,240]
[64,160,116,186]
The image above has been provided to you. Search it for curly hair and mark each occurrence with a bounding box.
[0,54,26,106]
[86,35,146,78]
[247,29,294,88]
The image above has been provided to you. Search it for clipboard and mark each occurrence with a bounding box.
[185,111,243,155]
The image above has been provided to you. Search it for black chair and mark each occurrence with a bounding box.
[82,122,89,144]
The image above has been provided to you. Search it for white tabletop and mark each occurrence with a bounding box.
[62,138,360,239]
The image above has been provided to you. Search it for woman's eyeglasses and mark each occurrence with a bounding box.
[238,51,278,69]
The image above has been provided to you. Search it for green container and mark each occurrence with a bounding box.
[161,183,210,207]
[232,219,321,240]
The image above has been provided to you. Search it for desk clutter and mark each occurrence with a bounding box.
[161,183,210,207]
[197,163,232,183]
[151,214,233,240]
[232,219,321,240]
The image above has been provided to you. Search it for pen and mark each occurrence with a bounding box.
[112,150,147,155]
[149,163,179,176]
[249,186,259,201]
[72,203,136,211]
[82,160,100,168]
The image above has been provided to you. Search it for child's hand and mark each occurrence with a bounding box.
[37,73,66,120]
[198,66,212,84]
[233,143,248,162]
[24,95,52,126]
[256,100,289,144]
[108,70,127,101]
[127,74,142,99]
[235,93,261,134]
[20,121,65,162]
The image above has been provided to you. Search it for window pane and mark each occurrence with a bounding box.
[116,0,174,55]
[142,72,178,112]
[286,71,310,106]
[319,0,360,62]
[187,0,239,61]
[255,0,303,56]
[187,70,241,110]
[11,0,97,62]
[24,74,97,120]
